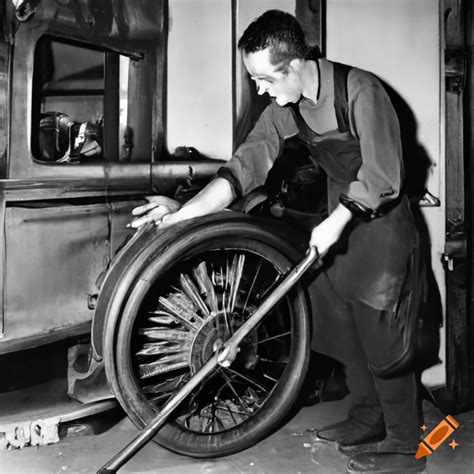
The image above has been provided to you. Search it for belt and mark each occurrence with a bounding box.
[339,193,404,220]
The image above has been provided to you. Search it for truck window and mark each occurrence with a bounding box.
[32,36,132,164]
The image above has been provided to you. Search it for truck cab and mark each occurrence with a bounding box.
[0,0,221,355]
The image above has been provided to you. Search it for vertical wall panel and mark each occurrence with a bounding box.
[235,0,295,147]
[167,0,233,159]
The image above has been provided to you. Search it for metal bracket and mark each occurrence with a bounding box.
[418,189,441,207]
[442,234,467,272]
[12,0,39,22]
[445,48,468,95]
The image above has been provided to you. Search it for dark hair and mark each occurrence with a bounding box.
[238,10,308,66]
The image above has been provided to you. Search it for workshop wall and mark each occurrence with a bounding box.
[166,0,294,159]
[327,0,445,387]
[167,0,233,159]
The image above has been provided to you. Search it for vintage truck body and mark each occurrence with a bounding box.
[0,0,221,355]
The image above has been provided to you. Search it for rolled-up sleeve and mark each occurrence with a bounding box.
[343,81,403,213]
[216,103,294,197]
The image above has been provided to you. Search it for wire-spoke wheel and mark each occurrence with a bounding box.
[106,217,310,457]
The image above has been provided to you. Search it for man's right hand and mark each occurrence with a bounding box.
[129,196,181,229]
[129,178,237,230]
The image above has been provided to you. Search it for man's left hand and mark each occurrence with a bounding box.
[309,204,353,256]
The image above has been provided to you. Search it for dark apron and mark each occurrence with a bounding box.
[289,104,416,313]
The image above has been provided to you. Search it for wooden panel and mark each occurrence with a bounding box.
[0,41,10,336]
[295,0,325,52]
[0,194,4,336]
[444,0,471,410]
[0,42,8,179]
[468,0,474,408]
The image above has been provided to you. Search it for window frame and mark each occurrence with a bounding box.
[7,24,159,198]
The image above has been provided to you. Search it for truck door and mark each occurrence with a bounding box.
[0,1,169,352]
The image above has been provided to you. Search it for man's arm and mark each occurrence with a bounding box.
[130,103,294,229]
[129,177,236,228]
[309,203,353,256]
[310,73,402,256]
[161,177,237,226]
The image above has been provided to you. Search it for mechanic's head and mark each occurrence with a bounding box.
[238,10,310,106]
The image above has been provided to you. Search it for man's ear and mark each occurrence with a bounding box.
[288,58,303,73]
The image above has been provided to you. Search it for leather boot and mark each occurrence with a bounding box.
[338,439,385,456]
[346,451,426,473]
[315,417,385,445]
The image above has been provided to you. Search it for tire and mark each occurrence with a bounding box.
[103,213,310,457]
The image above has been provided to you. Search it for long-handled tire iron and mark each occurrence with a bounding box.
[97,246,321,474]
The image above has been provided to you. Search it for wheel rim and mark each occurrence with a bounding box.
[128,245,297,435]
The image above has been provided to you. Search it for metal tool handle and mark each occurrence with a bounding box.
[97,246,320,474]
[217,246,320,366]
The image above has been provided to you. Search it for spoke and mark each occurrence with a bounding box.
[136,341,188,357]
[224,262,229,290]
[242,259,263,316]
[262,373,278,383]
[204,414,214,433]
[142,374,183,394]
[257,272,282,302]
[147,311,178,325]
[214,413,227,431]
[256,331,291,344]
[179,273,210,317]
[181,400,200,426]
[218,400,239,424]
[158,294,202,332]
[220,292,231,338]
[137,328,192,342]
[193,261,219,313]
[148,392,174,405]
[227,368,269,393]
[259,357,288,364]
[219,369,252,414]
[138,359,189,379]
[226,254,245,314]
[218,403,247,417]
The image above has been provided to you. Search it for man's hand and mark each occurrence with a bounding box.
[129,196,181,228]
[129,178,237,230]
[309,204,353,256]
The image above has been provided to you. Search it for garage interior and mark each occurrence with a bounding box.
[1,0,474,473]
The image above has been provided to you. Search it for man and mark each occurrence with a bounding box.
[131,10,424,474]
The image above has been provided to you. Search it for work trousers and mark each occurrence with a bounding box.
[308,271,421,452]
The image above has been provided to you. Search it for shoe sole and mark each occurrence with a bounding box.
[313,434,339,444]
[347,466,426,474]
[338,436,386,456]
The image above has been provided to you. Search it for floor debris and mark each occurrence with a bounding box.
[0,417,60,451]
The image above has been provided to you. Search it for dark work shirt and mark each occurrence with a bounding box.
[219,59,403,212]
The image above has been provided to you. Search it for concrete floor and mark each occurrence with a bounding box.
[1,344,473,473]
[1,396,473,474]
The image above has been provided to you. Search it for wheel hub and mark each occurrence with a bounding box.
[189,312,258,374]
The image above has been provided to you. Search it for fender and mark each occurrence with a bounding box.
[91,210,309,361]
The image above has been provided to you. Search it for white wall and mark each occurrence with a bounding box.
[167,0,295,158]
[327,0,445,387]
[167,0,233,159]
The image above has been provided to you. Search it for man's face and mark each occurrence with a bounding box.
[243,48,301,106]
